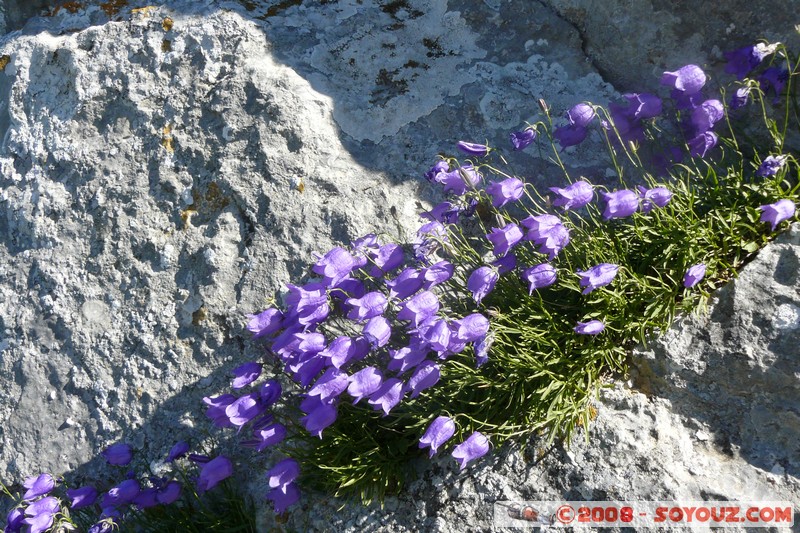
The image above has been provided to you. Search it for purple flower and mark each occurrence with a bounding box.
[690,99,724,133]
[204,394,236,428]
[260,380,282,407]
[436,165,482,195]
[406,361,440,399]
[467,266,499,305]
[567,103,595,127]
[300,401,338,438]
[419,416,456,458]
[241,423,286,451]
[725,43,776,79]
[574,320,605,335]
[166,441,190,462]
[347,366,383,404]
[492,253,516,275]
[549,180,593,210]
[577,263,619,294]
[554,124,588,149]
[267,458,300,493]
[287,352,326,388]
[638,186,673,213]
[729,86,752,110]
[683,264,707,288]
[363,316,391,348]
[102,479,140,507]
[231,362,262,389]
[157,481,182,505]
[368,243,404,277]
[522,264,557,294]
[454,313,490,343]
[285,282,329,326]
[312,246,356,286]
[759,66,789,99]
[521,214,570,259]
[368,378,405,415]
[308,367,349,403]
[102,443,133,466]
[457,141,490,157]
[386,267,424,300]
[622,92,662,120]
[266,482,300,514]
[424,160,449,182]
[759,199,796,231]
[510,128,536,150]
[397,290,440,327]
[688,131,718,158]
[474,332,493,367]
[486,223,523,257]
[452,431,490,470]
[225,393,266,427]
[345,291,388,322]
[422,260,454,288]
[661,64,707,94]
[319,336,369,369]
[423,318,453,354]
[23,497,60,533]
[23,474,55,501]
[387,345,428,373]
[68,486,98,509]
[486,177,524,208]
[757,155,788,178]
[197,456,233,493]
[602,189,638,220]
[245,308,284,338]
[6,507,24,533]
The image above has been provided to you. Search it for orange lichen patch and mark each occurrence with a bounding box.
[162,16,174,31]
[202,182,231,213]
[100,0,128,16]
[192,306,207,325]
[161,40,172,53]
[179,207,196,229]
[49,1,84,16]
[161,125,174,153]
[130,5,156,16]
[0,55,10,72]
[296,179,305,193]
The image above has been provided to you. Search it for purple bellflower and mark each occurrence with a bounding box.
[166,441,190,462]
[422,260,454,289]
[406,361,440,398]
[486,223,523,257]
[457,141,490,157]
[387,345,428,373]
[759,199,796,231]
[638,186,673,213]
[725,43,777,79]
[424,160,449,182]
[308,368,350,403]
[757,155,788,178]
[347,366,383,404]
[467,266,499,305]
[312,246,356,286]
[550,181,593,210]
[345,291,388,322]
[300,401,337,438]
[102,443,133,466]
[690,99,724,133]
[452,431,490,470]
[23,496,60,533]
[67,486,98,509]
[231,362,262,389]
[454,313,490,343]
[363,316,391,348]
[522,264,557,294]
[246,308,283,339]
[510,128,536,150]
[574,320,605,335]
[577,263,620,294]
[241,423,286,452]
[197,456,233,493]
[554,124,588,149]
[102,479,140,507]
[266,482,300,514]
[23,474,55,501]
[267,458,301,493]
[729,86,752,110]
[419,416,456,458]
[567,103,596,127]
[397,290,440,327]
[688,131,718,158]
[683,264,707,288]
[486,177,524,208]
[661,64,707,94]
[368,378,405,415]
[602,189,638,220]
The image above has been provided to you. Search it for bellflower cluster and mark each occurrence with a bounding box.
[554,102,595,149]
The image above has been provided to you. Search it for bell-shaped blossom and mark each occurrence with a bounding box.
[622,92,662,120]
[690,99,724,133]
[474,331,493,367]
[23,474,55,501]
[725,43,777,79]
[661,64,706,94]
[424,160,449,182]
[246,308,284,339]
[368,378,405,415]
[522,264,557,294]
[759,66,789,99]
[602,190,638,220]
[574,320,605,335]
[510,128,536,150]
[521,214,560,242]
[536,224,569,260]
[257,380,281,408]
[267,458,300,493]
[422,260,454,288]
[284,283,329,326]
[759,199,796,230]
[486,177,524,208]
[225,393,266,427]
[345,292,388,322]
[23,496,60,533]
[266,483,300,514]
[467,266,499,304]
[241,423,286,452]
[300,401,337,438]
[197,456,233,493]
[550,181,593,211]
[605,102,645,143]
[387,345,429,373]
[419,416,456,458]
[452,432,490,470]
[157,481,182,505]
[6,508,24,533]
[367,243,404,277]
[386,267,424,300]
[166,441,190,462]
[363,316,391,348]
[102,479,140,507]
[454,313,490,343]
[424,318,453,353]
[638,186,673,213]
[347,367,383,404]
[567,103,595,127]
[102,443,133,466]
[287,352,326,388]
[319,336,369,369]
[683,264,707,288]
[492,253,516,275]
[577,263,620,294]
[308,367,350,403]
[457,141,489,157]
[554,124,588,149]
[421,201,458,224]
[204,394,236,428]
[312,246,356,286]
[688,131,718,158]
[231,362,262,389]
[406,361,440,399]
[397,290,440,326]
[436,165,482,195]
[67,486,98,510]
[486,223,523,257]
[757,155,788,178]
[729,86,751,110]
[133,488,160,509]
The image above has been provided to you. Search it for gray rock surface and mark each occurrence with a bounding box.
[0,0,797,531]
